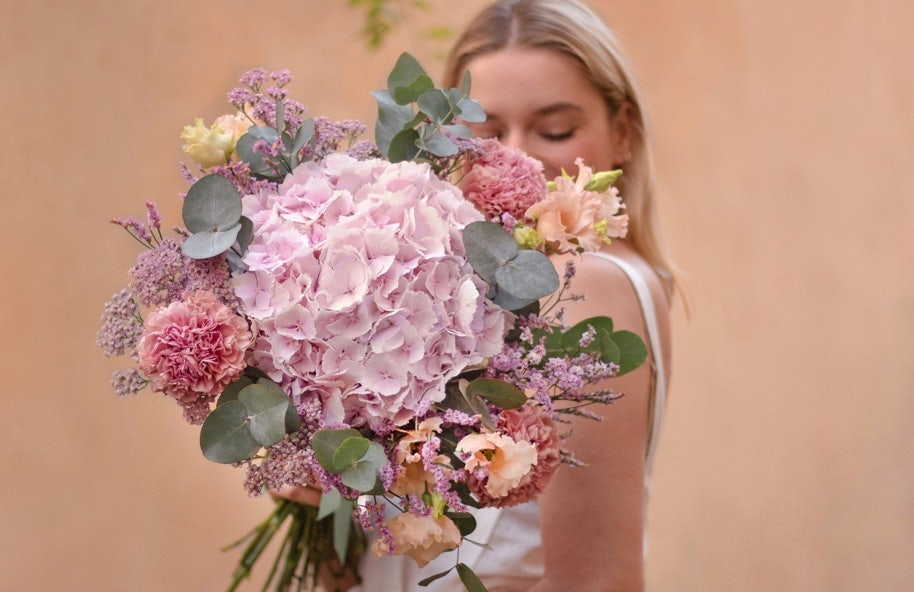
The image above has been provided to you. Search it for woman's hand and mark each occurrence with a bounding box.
[269,484,323,507]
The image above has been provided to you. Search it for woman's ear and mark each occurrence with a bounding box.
[611,101,634,167]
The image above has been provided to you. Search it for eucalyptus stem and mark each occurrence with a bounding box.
[227,499,296,592]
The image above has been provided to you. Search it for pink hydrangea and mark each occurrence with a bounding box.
[460,138,548,220]
[235,153,511,428]
[136,291,253,406]
[466,403,561,508]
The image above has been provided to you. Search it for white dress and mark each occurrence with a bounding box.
[353,252,669,592]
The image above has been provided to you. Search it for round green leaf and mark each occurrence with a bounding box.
[388,128,421,163]
[180,224,242,259]
[182,174,243,233]
[254,377,301,433]
[200,400,261,464]
[462,221,518,283]
[612,329,648,375]
[238,384,291,447]
[445,511,477,538]
[340,441,386,492]
[216,376,253,406]
[312,428,362,472]
[465,378,527,410]
[494,249,559,300]
[331,436,371,473]
[417,89,452,124]
[564,316,615,352]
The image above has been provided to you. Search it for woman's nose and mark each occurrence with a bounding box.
[499,129,526,152]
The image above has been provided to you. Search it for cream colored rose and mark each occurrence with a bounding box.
[456,432,537,498]
[180,117,236,168]
[370,513,461,567]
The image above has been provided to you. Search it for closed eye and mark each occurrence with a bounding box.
[541,130,574,141]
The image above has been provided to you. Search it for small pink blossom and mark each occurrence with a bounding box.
[460,138,548,220]
[136,291,253,405]
[371,513,461,567]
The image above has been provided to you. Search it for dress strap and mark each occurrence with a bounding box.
[585,252,667,473]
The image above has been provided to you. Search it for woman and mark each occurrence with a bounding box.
[287,1,676,589]
[352,1,676,590]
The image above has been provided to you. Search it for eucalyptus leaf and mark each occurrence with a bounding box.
[494,249,559,301]
[456,563,488,592]
[387,52,430,95]
[418,567,455,587]
[456,98,486,123]
[445,511,477,538]
[421,128,458,157]
[180,224,242,259]
[564,317,615,352]
[182,174,242,233]
[462,221,519,284]
[459,70,472,96]
[388,128,421,163]
[466,378,527,410]
[442,124,473,140]
[236,133,277,178]
[217,376,253,406]
[317,487,343,521]
[246,126,279,142]
[331,436,371,473]
[611,329,648,375]
[417,89,452,124]
[464,392,495,431]
[200,400,261,464]
[332,498,355,563]
[292,118,315,156]
[392,74,435,106]
[275,100,285,137]
[490,286,539,312]
[371,89,415,155]
[340,441,386,492]
[238,384,291,447]
[312,428,362,472]
[236,216,254,256]
[254,377,301,433]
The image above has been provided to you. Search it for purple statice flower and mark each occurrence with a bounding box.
[270,69,293,87]
[379,461,401,491]
[97,289,143,357]
[179,394,216,425]
[184,255,236,306]
[128,238,187,307]
[441,408,478,427]
[227,87,256,110]
[239,68,268,88]
[112,368,147,397]
[241,430,317,495]
[346,139,381,161]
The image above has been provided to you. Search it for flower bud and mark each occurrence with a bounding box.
[583,169,623,192]
[513,225,545,250]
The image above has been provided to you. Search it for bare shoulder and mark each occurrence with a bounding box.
[556,246,672,375]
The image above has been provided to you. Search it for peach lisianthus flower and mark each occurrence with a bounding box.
[390,418,452,497]
[524,158,628,253]
[371,513,462,567]
[456,431,538,499]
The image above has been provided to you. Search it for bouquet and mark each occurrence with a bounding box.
[97,53,646,592]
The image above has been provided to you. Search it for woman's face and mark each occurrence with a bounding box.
[463,47,629,180]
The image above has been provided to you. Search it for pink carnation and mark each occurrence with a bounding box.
[137,291,253,408]
[467,403,561,508]
[460,138,548,220]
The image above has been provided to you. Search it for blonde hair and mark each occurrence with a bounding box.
[444,0,679,298]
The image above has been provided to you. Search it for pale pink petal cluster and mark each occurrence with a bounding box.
[235,154,510,428]
[136,290,253,404]
[370,513,462,568]
[460,138,548,220]
[456,431,538,499]
[473,404,561,507]
[525,158,628,253]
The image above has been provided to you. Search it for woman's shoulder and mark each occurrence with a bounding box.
[557,244,672,372]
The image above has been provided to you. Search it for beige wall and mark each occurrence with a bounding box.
[3,0,912,590]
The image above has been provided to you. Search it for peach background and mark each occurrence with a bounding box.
[3,0,913,590]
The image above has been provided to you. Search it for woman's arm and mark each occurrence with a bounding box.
[531,251,670,592]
